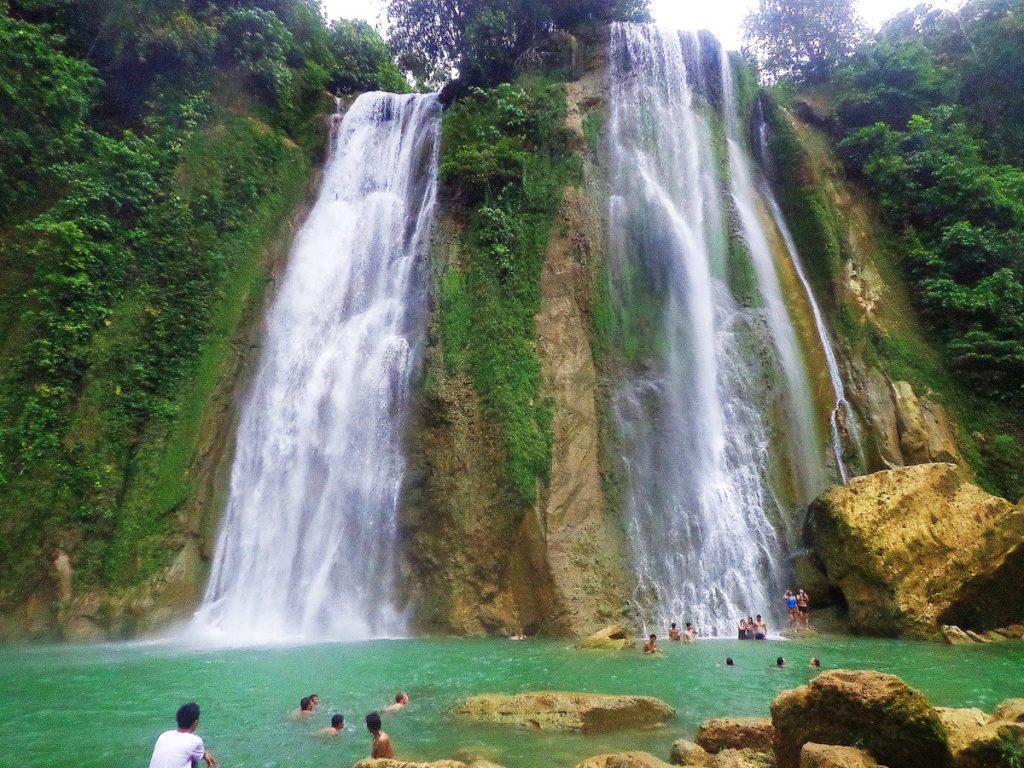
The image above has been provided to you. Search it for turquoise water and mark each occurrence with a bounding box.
[2,636,1022,767]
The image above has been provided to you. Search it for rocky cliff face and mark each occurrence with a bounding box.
[805,463,1024,638]
[402,56,630,637]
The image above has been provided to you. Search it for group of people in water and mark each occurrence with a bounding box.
[293,690,409,757]
[149,692,410,767]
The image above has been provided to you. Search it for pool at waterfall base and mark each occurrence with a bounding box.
[3,635,1022,767]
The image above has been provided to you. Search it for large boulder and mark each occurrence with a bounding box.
[935,705,1024,768]
[799,744,881,767]
[574,753,676,768]
[456,692,674,732]
[670,739,709,765]
[353,761,475,768]
[695,718,775,753]
[805,463,1024,637]
[576,624,636,650]
[770,670,952,768]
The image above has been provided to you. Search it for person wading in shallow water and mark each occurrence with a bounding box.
[643,634,659,654]
[669,622,682,641]
[149,702,217,768]
[754,615,767,640]
[366,711,394,758]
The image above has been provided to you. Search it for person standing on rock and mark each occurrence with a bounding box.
[149,702,217,768]
[784,590,798,623]
[366,711,394,758]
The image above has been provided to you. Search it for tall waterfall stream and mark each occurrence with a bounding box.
[194,93,441,643]
[608,24,837,635]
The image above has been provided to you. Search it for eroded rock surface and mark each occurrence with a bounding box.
[670,738,709,765]
[770,669,951,768]
[456,692,674,732]
[575,753,676,768]
[696,718,775,754]
[799,743,881,767]
[805,463,1024,637]
[576,624,636,650]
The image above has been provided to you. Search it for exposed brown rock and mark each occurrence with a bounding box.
[707,749,773,768]
[805,463,1024,637]
[799,743,880,767]
[994,699,1024,723]
[670,739,709,766]
[455,691,674,732]
[696,718,775,754]
[574,753,676,768]
[935,708,989,754]
[577,624,636,650]
[890,381,961,465]
[353,760,475,768]
[770,669,952,768]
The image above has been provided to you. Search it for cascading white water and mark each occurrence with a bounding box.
[719,47,827,501]
[608,24,798,636]
[763,192,861,483]
[193,93,441,644]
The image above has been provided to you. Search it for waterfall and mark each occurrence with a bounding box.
[762,192,861,483]
[719,47,827,501]
[609,24,789,636]
[193,93,441,644]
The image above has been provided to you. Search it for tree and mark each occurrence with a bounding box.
[387,0,648,87]
[742,0,866,83]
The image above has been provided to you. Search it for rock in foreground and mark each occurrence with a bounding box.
[353,760,479,768]
[805,463,1024,637]
[770,669,952,768]
[575,753,676,768]
[695,718,774,753]
[799,743,881,767]
[576,624,636,650]
[457,692,673,732]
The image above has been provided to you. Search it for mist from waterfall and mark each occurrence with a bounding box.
[608,24,832,636]
[193,93,441,644]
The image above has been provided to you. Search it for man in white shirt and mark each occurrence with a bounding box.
[149,702,217,768]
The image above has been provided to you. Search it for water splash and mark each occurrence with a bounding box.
[193,93,441,645]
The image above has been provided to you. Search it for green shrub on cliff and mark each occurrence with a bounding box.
[0,1,407,605]
[438,77,573,502]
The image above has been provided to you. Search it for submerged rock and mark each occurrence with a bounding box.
[799,743,881,767]
[576,624,636,650]
[695,718,775,753]
[770,669,952,768]
[456,691,673,732]
[805,463,1024,637]
[574,753,676,768]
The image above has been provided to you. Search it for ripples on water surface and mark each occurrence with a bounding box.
[2,637,1022,767]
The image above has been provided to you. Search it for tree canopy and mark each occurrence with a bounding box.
[742,0,867,83]
[387,0,648,87]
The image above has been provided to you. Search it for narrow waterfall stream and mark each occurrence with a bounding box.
[763,192,862,483]
[719,48,827,502]
[193,93,441,643]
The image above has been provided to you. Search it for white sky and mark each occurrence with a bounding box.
[321,0,963,48]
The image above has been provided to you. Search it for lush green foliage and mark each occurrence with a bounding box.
[438,78,574,502]
[0,0,406,603]
[743,0,867,83]
[832,0,1024,405]
[387,0,648,86]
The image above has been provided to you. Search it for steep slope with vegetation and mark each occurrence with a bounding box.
[751,0,1024,501]
[0,0,403,639]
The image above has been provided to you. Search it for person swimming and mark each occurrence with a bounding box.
[776,657,786,668]
[291,697,314,720]
[726,657,734,667]
[382,692,409,713]
[320,714,344,736]
[810,657,821,668]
